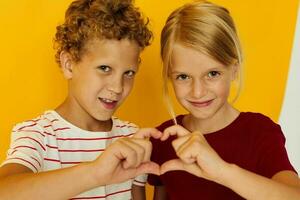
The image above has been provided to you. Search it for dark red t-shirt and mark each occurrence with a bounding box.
[148,112,296,200]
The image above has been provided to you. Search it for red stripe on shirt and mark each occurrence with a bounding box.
[133,179,146,184]
[7,157,38,172]
[44,158,81,165]
[61,161,82,165]
[45,144,105,152]
[13,129,46,137]
[30,156,42,167]
[44,158,61,163]
[54,127,71,131]
[115,125,127,128]
[46,144,58,149]
[58,149,105,152]
[15,137,46,151]
[14,145,38,151]
[25,118,41,123]
[43,131,55,136]
[69,188,131,199]
[51,119,59,123]
[18,123,37,130]
[9,149,18,155]
[57,133,134,141]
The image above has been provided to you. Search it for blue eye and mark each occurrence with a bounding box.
[207,71,220,78]
[176,74,189,80]
[124,70,136,78]
[98,65,111,72]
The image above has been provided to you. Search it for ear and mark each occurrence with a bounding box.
[60,51,74,79]
[231,63,239,81]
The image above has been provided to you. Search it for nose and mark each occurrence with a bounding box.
[191,79,207,99]
[107,75,123,94]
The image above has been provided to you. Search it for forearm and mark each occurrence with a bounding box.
[0,162,98,200]
[219,164,300,200]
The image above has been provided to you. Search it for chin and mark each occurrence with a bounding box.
[189,110,215,120]
[92,112,114,122]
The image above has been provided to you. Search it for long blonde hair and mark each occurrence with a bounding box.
[161,1,243,123]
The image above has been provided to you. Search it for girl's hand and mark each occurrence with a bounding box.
[160,125,229,183]
[91,128,162,186]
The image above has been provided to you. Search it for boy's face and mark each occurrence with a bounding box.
[65,39,140,122]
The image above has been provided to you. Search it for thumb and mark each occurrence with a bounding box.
[160,159,185,174]
[135,161,160,176]
[161,159,204,178]
[133,128,162,139]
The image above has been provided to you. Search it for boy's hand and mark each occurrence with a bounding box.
[91,128,162,186]
[160,125,228,183]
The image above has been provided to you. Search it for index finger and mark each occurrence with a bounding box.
[133,128,162,139]
[161,125,190,141]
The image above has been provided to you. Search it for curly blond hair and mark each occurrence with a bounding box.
[54,0,153,64]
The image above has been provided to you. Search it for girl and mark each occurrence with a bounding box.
[148,1,300,199]
[0,0,161,199]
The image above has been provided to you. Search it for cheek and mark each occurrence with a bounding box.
[122,80,134,97]
[172,83,187,98]
[215,80,231,97]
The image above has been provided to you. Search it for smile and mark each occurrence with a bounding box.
[188,99,213,108]
[98,98,118,110]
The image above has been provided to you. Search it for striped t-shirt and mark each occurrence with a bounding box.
[1,110,146,199]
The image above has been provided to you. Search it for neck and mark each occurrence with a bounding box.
[183,103,239,134]
[55,96,112,132]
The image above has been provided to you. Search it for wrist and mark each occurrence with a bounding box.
[81,161,104,188]
[214,161,237,186]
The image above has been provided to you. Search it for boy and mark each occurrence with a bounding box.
[0,0,159,199]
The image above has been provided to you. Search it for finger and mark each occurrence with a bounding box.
[128,138,152,162]
[161,159,203,178]
[121,139,145,168]
[134,161,160,176]
[161,125,190,141]
[176,134,202,164]
[127,138,152,163]
[172,135,191,152]
[113,140,138,169]
[177,142,199,164]
[133,128,162,139]
[160,159,185,174]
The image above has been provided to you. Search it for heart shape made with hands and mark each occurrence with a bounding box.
[133,125,208,178]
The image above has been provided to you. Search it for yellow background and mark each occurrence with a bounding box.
[0,0,299,198]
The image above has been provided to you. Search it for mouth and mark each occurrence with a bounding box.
[188,99,214,108]
[98,97,118,110]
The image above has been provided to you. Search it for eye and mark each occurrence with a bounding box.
[97,65,111,72]
[176,74,190,80]
[207,71,220,78]
[124,70,136,78]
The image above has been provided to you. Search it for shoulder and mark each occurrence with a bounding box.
[13,111,53,131]
[238,112,284,141]
[239,112,280,130]
[12,110,68,138]
[112,116,139,136]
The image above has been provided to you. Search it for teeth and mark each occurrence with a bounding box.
[101,98,114,103]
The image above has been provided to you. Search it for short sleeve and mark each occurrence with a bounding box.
[133,174,147,186]
[256,124,296,178]
[1,123,45,172]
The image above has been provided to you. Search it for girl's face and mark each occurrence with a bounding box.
[169,44,237,120]
[63,39,140,124]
